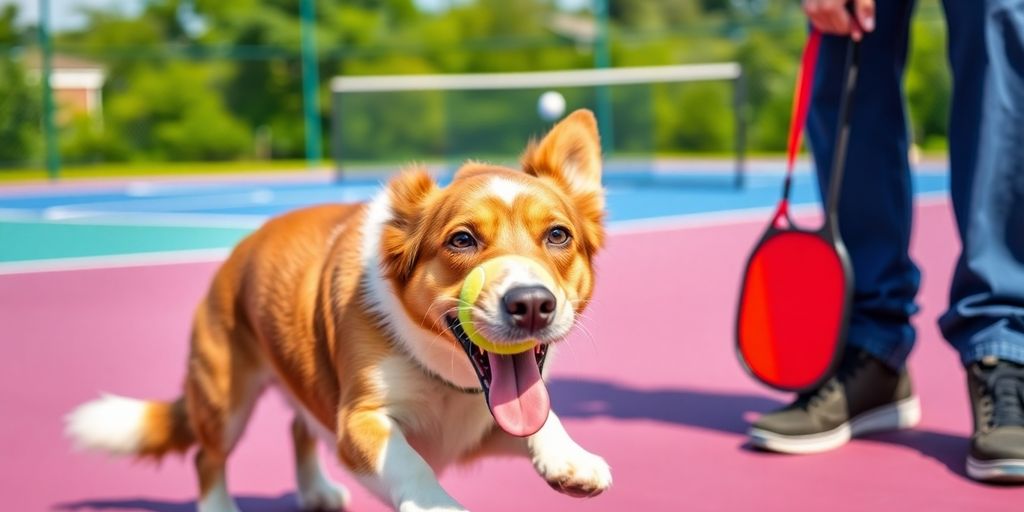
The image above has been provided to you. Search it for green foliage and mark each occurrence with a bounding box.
[0,4,20,45]
[655,82,733,153]
[0,6,39,166]
[106,62,251,161]
[60,114,131,164]
[735,30,801,151]
[0,57,40,166]
[5,0,956,168]
[336,57,444,160]
[905,11,950,150]
[610,0,701,30]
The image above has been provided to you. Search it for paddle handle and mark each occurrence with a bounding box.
[823,38,861,235]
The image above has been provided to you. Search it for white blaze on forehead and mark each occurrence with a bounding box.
[493,256,554,293]
[487,177,526,205]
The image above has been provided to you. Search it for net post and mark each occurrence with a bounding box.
[593,0,614,156]
[732,68,748,189]
[330,87,343,183]
[299,0,323,171]
[40,0,60,181]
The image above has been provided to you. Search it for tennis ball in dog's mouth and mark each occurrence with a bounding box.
[457,258,539,355]
[455,256,552,437]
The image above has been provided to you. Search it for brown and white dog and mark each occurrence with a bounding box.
[66,110,611,512]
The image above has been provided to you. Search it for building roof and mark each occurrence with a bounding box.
[23,52,105,71]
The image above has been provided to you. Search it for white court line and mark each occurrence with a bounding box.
[41,190,279,219]
[0,178,794,230]
[0,208,44,221]
[0,168,944,230]
[37,212,266,229]
[0,191,952,276]
[1,184,383,228]
[608,190,949,235]
[0,207,267,229]
[0,248,231,275]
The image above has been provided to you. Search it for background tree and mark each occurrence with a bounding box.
[2,0,953,169]
[0,5,41,167]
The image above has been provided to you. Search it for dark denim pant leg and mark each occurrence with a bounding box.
[806,0,920,370]
[939,0,1024,365]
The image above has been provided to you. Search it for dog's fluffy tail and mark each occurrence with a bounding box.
[65,394,195,459]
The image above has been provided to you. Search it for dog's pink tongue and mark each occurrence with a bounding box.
[486,350,550,437]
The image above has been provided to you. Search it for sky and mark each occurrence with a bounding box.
[2,0,591,31]
[2,0,144,30]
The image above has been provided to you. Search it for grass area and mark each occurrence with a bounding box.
[0,160,327,184]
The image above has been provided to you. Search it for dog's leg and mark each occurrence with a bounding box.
[473,412,612,498]
[195,450,239,512]
[189,376,262,512]
[528,412,612,497]
[339,410,467,512]
[292,416,351,511]
[185,304,267,512]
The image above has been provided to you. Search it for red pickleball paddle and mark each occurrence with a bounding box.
[736,30,861,392]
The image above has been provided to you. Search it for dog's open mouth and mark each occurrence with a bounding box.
[446,315,550,437]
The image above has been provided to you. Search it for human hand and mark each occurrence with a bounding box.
[802,0,875,41]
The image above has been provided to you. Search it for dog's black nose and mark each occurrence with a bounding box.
[502,286,557,332]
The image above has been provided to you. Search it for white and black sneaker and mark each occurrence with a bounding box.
[748,349,921,454]
[966,356,1024,483]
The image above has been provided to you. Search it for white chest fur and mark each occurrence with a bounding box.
[370,356,496,471]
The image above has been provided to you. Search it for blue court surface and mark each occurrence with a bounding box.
[0,163,949,265]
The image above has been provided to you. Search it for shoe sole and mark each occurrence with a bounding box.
[966,456,1024,483]
[748,395,922,455]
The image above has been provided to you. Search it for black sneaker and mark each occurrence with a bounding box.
[966,357,1024,483]
[748,349,921,454]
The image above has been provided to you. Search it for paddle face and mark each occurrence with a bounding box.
[736,227,853,392]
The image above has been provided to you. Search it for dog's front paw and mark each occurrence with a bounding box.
[533,445,612,498]
[398,501,469,512]
[396,485,469,512]
[297,476,350,511]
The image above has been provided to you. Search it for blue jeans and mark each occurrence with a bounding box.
[806,0,1024,369]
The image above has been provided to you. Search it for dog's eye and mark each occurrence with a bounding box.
[546,227,571,246]
[448,231,477,250]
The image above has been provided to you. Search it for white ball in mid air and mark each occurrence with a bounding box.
[537,91,566,122]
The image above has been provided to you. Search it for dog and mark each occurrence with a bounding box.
[66,109,612,512]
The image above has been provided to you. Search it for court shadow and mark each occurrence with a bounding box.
[860,429,971,478]
[548,377,781,435]
[55,493,300,512]
[549,377,974,479]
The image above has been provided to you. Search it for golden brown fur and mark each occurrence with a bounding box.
[67,110,611,511]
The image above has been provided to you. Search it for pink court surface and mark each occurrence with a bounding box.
[2,199,1021,511]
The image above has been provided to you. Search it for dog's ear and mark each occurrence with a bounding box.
[521,109,603,205]
[522,109,605,253]
[380,168,439,282]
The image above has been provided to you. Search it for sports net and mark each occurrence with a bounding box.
[330,63,746,188]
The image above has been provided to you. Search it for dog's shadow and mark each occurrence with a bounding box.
[550,377,778,434]
[548,377,970,478]
[56,494,303,512]
[56,378,974,511]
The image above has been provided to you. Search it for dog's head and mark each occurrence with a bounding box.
[372,109,604,436]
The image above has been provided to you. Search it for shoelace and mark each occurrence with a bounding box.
[802,380,840,408]
[977,362,1024,428]
[800,351,871,408]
